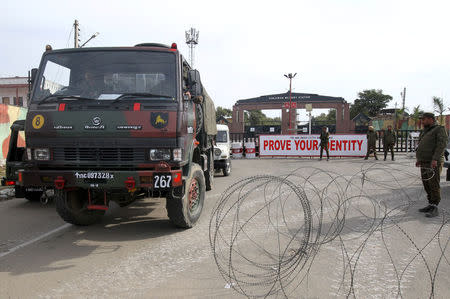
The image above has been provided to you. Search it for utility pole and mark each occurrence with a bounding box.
[74,20,80,48]
[284,73,297,130]
[400,87,406,111]
[185,28,199,68]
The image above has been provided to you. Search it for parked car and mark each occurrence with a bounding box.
[214,124,231,176]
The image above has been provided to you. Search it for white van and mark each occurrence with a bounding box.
[214,124,231,176]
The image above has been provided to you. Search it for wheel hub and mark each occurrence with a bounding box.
[188,178,200,211]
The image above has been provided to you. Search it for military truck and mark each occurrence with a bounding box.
[19,43,216,227]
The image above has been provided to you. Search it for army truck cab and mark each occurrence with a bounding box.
[214,124,231,176]
[20,43,216,227]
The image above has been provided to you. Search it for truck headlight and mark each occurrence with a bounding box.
[150,149,171,161]
[214,148,222,157]
[173,148,182,161]
[34,148,50,161]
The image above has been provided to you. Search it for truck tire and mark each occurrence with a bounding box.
[166,163,205,228]
[204,149,214,191]
[24,190,43,202]
[55,189,105,226]
[223,158,231,176]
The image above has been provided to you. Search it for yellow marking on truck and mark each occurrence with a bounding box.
[155,115,166,125]
[32,115,45,129]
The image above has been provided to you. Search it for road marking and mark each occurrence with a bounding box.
[0,223,71,259]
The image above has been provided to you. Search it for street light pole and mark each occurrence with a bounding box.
[284,73,297,130]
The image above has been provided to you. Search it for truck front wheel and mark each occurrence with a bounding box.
[166,163,205,228]
[55,189,105,226]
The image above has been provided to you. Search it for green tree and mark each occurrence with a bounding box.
[312,109,336,124]
[216,106,232,122]
[350,89,393,118]
[432,96,446,125]
[411,105,423,130]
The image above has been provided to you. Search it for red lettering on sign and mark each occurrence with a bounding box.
[300,140,305,150]
[269,140,274,150]
[274,140,280,150]
[335,140,341,151]
[342,140,348,151]
[330,140,335,151]
[286,140,291,150]
[313,140,318,150]
[351,140,357,150]
[357,140,363,151]
[306,140,312,150]
[264,140,268,150]
[295,140,301,150]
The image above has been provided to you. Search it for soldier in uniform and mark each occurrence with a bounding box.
[383,125,396,161]
[319,126,330,161]
[364,126,378,160]
[416,112,448,217]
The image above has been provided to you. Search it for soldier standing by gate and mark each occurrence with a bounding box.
[383,125,396,161]
[319,126,330,161]
[416,112,448,218]
[364,126,378,160]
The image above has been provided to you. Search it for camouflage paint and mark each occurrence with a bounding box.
[0,104,27,160]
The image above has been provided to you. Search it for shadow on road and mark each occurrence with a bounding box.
[0,197,181,276]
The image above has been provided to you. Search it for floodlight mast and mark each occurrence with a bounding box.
[185,28,199,68]
[284,73,297,130]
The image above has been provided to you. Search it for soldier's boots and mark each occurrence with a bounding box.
[418,205,433,213]
[425,206,439,218]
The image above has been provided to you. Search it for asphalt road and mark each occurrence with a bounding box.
[0,156,449,298]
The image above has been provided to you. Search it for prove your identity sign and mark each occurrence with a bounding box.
[259,134,367,157]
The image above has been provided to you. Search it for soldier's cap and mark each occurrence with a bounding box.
[368,125,374,130]
[420,112,435,119]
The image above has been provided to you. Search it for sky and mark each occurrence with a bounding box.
[2,0,449,121]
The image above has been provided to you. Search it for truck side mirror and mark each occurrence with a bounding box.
[30,68,38,85]
[187,70,202,97]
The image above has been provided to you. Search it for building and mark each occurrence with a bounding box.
[232,92,353,134]
[0,77,29,107]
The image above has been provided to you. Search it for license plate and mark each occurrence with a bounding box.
[74,172,114,180]
[153,174,172,189]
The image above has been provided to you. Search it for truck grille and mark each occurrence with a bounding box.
[53,148,146,162]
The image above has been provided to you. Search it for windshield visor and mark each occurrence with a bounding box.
[32,50,177,102]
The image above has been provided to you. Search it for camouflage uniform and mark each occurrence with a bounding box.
[383,129,396,160]
[365,130,378,160]
[416,124,448,205]
[319,131,330,160]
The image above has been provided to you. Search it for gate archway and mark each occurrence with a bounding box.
[231,92,354,134]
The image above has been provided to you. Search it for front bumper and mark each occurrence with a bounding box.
[19,168,183,190]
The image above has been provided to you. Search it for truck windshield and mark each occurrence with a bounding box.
[216,131,228,143]
[32,50,177,102]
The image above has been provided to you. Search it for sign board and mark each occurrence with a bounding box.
[250,127,255,132]
[302,127,308,133]
[259,134,367,157]
[283,102,297,109]
[269,127,275,133]
[305,103,312,112]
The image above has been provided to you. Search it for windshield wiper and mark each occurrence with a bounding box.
[37,95,97,105]
[111,93,173,103]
